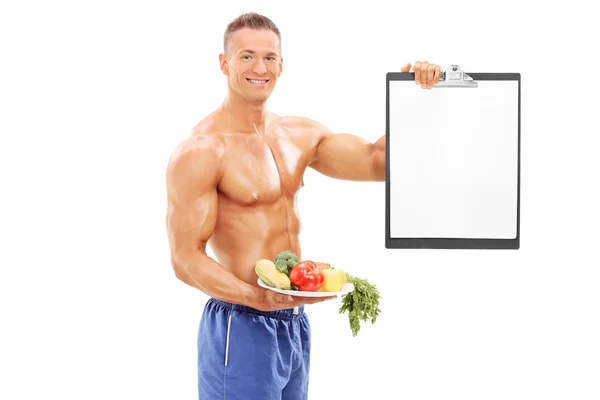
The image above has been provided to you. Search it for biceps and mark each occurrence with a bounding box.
[310,134,374,178]
[167,190,218,257]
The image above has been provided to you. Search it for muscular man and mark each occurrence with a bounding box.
[165,12,441,400]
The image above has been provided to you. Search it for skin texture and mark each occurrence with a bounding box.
[165,27,441,312]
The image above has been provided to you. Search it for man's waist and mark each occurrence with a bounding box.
[209,298,303,320]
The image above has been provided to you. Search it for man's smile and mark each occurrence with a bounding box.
[246,78,269,85]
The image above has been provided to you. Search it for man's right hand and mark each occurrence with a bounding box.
[253,288,337,312]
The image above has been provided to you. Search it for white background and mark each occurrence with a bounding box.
[1,1,599,399]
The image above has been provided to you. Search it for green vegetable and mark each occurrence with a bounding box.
[274,250,300,276]
[339,273,381,337]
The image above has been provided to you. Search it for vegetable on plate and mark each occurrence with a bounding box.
[274,250,300,275]
[255,259,291,290]
[289,260,324,292]
[256,250,381,336]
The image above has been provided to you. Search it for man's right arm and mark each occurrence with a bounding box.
[165,136,256,305]
[165,136,335,311]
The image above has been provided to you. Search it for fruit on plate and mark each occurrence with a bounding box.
[321,267,347,292]
[263,250,382,337]
[255,259,291,290]
[289,260,324,292]
[315,262,331,270]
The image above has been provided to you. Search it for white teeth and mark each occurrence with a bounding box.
[249,79,267,84]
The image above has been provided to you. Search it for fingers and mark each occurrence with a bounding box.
[413,61,422,84]
[285,295,337,309]
[401,62,411,73]
[263,291,337,311]
[299,296,337,306]
[433,65,442,85]
[412,61,443,89]
[427,64,435,87]
[420,61,429,88]
[262,291,292,306]
[269,294,337,310]
[273,293,294,303]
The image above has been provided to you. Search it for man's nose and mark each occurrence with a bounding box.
[252,59,267,74]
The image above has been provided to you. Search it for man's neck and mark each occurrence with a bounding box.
[221,90,268,134]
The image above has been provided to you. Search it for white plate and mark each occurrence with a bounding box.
[257,278,354,297]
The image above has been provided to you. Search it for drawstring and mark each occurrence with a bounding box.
[224,311,232,366]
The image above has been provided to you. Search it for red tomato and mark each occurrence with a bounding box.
[289,261,324,292]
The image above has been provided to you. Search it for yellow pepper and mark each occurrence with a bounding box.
[320,268,347,292]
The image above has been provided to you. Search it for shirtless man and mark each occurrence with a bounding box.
[165,12,441,400]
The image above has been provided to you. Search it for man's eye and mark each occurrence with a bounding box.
[266,57,275,61]
[243,55,251,60]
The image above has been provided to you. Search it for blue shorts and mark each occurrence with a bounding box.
[197,298,311,400]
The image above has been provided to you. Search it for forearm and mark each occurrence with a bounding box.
[172,251,259,306]
[371,134,386,181]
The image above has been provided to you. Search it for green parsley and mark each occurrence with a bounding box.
[339,273,381,336]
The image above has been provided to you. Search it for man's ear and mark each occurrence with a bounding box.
[218,53,229,75]
[278,57,283,77]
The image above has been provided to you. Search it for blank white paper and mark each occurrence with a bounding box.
[389,80,519,239]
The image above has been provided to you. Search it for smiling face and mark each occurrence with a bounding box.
[219,27,283,102]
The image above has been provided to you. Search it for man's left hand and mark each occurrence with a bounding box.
[401,61,442,89]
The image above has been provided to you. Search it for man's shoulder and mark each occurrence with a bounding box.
[190,112,227,141]
[278,115,333,140]
[167,119,225,176]
[170,134,224,164]
[279,115,324,131]
[173,113,226,155]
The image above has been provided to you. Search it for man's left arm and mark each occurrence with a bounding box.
[308,61,442,182]
[309,129,387,181]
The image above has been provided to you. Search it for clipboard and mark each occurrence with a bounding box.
[385,65,521,249]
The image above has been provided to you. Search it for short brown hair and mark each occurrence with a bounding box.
[224,12,281,56]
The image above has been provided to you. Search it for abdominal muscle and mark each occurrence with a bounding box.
[207,192,302,287]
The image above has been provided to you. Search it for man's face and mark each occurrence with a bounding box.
[220,28,283,102]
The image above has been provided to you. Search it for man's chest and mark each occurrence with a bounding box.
[217,133,312,205]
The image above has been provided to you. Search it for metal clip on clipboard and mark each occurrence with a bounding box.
[434,65,478,88]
